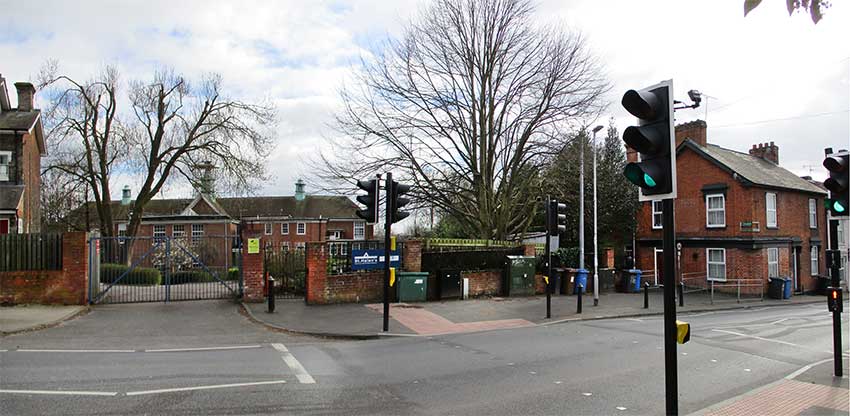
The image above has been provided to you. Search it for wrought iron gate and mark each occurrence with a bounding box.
[264,243,306,299]
[89,235,242,304]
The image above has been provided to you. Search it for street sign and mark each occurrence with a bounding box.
[247,238,260,254]
[351,249,401,270]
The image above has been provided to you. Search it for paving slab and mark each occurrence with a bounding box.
[0,305,87,335]
[243,300,416,338]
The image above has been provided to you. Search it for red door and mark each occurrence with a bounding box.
[0,219,8,234]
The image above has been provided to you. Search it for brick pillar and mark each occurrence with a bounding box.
[523,244,536,257]
[61,232,89,305]
[305,242,328,305]
[241,231,265,302]
[402,239,422,272]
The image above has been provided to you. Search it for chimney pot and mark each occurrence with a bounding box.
[13,82,35,111]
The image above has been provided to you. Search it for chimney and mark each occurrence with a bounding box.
[121,185,132,206]
[295,179,306,201]
[749,141,779,165]
[195,161,217,197]
[674,119,707,147]
[14,82,35,111]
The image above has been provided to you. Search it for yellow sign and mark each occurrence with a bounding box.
[389,267,396,287]
[390,236,397,251]
[247,238,260,254]
[676,320,690,344]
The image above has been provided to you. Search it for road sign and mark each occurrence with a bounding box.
[351,249,401,270]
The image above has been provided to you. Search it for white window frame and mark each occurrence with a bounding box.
[766,193,777,228]
[281,223,289,235]
[153,224,166,238]
[264,223,273,235]
[296,222,306,235]
[354,222,365,240]
[808,198,817,229]
[651,200,662,230]
[767,247,779,278]
[810,245,819,276]
[172,224,185,238]
[0,150,11,181]
[705,194,726,228]
[706,248,727,282]
[295,242,306,251]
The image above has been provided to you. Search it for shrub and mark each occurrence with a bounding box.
[99,264,161,285]
[169,270,215,284]
[226,267,239,281]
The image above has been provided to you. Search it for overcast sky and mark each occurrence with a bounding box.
[2,0,847,199]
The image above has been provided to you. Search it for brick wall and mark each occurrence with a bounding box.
[0,232,88,305]
[463,270,502,297]
[241,231,265,302]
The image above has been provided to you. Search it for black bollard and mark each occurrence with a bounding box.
[644,281,650,309]
[577,284,583,314]
[268,276,275,313]
[678,282,684,307]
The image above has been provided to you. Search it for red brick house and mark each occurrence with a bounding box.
[0,76,46,234]
[632,120,828,294]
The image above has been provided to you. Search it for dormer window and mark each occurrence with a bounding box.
[0,151,11,181]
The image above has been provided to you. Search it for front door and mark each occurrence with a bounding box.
[0,219,8,234]
[654,248,664,285]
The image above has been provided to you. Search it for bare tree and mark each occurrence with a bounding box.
[40,63,276,238]
[315,0,609,239]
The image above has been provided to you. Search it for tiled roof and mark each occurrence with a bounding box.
[681,140,826,195]
[0,110,40,131]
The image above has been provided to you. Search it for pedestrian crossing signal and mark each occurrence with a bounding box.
[676,320,690,344]
[827,287,843,313]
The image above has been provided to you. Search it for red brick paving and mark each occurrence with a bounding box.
[366,304,535,335]
[704,379,849,416]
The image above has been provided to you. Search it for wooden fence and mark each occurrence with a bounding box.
[0,233,63,271]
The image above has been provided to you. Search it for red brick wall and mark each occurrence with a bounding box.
[463,270,501,297]
[245,220,374,247]
[326,271,384,303]
[22,131,41,232]
[241,231,264,302]
[0,232,88,305]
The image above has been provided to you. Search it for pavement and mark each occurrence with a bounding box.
[0,304,88,335]
[245,290,826,338]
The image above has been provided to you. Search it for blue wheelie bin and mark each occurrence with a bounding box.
[782,277,792,299]
[631,269,642,293]
[575,269,588,294]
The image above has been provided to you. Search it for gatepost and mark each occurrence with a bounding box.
[241,230,264,302]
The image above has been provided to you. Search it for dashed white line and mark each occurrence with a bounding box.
[15,349,135,353]
[711,329,850,356]
[125,380,286,396]
[144,345,262,353]
[271,343,315,384]
[0,389,118,396]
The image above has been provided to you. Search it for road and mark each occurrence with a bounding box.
[1,300,847,415]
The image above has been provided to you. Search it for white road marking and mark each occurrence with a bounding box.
[529,371,537,375]
[785,358,833,380]
[15,349,135,353]
[626,318,643,323]
[616,406,627,411]
[711,329,849,356]
[744,369,751,372]
[0,350,7,352]
[582,392,593,396]
[0,389,118,396]
[710,359,718,363]
[144,345,262,353]
[125,380,286,396]
[271,343,316,384]
[554,381,562,384]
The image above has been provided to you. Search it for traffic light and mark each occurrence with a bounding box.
[548,200,566,236]
[827,287,843,313]
[823,151,848,216]
[621,80,676,201]
[355,179,379,223]
[389,180,411,224]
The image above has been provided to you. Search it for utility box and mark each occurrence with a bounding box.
[505,255,536,297]
[438,269,462,300]
[397,272,428,302]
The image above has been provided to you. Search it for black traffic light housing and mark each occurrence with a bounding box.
[547,200,566,236]
[389,180,411,224]
[823,150,848,217]
[621,80,676,201]
[827,287,843,313]
[355,179,379,223]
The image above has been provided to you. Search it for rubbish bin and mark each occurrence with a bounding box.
[768,277,784,299]
[631,269,642,293]
[782,277,792,299]
[505,255,536,296]
[397,272,429,302]
[575,269,588,294]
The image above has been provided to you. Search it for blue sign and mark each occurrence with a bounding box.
[351,249,401,271]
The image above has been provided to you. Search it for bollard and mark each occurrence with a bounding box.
[577,284,583,314]
[644,281,650,309]
[678,282,684,307]
[268,277,275,313]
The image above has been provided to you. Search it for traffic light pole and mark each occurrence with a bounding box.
[828,219,843,377]
[545,196,552,319]
[662,198,678,415]
[383,172,392,332]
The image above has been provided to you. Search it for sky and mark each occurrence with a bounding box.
[1,0,848,200]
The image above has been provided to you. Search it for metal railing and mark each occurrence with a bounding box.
[709,278,764,304]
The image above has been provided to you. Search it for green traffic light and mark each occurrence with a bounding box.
[644,174,656,188]
[834,200,846,213]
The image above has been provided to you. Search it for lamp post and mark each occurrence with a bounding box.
[592,125,604,306]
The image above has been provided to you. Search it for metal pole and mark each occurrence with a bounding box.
[678,282,684,307]
[644,282,649,309]
[593,129,599,306]
[546,196,552,319]
[577,284,583,314]
[829,219,843,377]
[268,277,275,313]
[579,133,585,271]
[662,198,678,416]
[383,172,392,332]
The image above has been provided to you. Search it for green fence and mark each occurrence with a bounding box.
[0,233,63,272]
[423,237,544,254]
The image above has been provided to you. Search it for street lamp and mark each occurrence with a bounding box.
[592,124,604,306]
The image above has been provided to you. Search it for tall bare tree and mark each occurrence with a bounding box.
[316,0,609,239]
[40,64,275,237]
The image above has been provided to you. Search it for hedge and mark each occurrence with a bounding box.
[100,263,161,285]
[170,268,240,284]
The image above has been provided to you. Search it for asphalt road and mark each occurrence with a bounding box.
[1,300,847,415]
